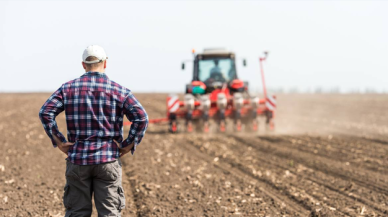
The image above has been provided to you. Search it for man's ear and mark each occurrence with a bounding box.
[104,60,107,69]
[82,62,86,69]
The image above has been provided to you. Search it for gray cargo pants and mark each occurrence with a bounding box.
[63,159,125,217]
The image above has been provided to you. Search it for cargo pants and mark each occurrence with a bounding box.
[63,159,125,217]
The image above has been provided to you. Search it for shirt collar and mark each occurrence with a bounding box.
[82,71,108,78]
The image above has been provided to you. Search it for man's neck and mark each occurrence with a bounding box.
[85,69,105,73]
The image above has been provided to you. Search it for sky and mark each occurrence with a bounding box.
[0,1,387,93]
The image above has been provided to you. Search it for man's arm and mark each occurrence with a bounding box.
[121,91,148,155]
[38,86,67,147]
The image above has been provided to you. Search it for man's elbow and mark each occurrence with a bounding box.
[138,115,148,128]
[38,108,47,121]
[38,109,44,120]
[144,115,149,124]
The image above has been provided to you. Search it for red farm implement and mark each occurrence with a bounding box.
[124,49,276,133]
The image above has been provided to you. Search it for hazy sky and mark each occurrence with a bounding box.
[0,1,387,93]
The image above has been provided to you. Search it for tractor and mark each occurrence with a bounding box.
[167,48,276,133]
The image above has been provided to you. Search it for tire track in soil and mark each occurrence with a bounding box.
[121,146,161,216]
[361,137,388,146]
[189,134,384,215]
[283,135,388,159]
[264,135,388,213]
[265,135,388,174]
[235,135,388,195]
[229,135,388,215]
[125,169,148,217]
[253,138,387,215]
[279,115,388,140]
[120,167,138,217]
[184,135,359,217]
[179,136,312,216]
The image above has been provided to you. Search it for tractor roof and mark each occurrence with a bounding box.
[199,48,235,58]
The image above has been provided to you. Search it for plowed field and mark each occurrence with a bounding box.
[1,93,388,217]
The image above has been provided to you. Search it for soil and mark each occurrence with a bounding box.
[0,93,388,217]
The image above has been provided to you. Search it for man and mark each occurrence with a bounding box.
[210,59,222,75]
[209,59,226,82]
[39,45,148,216]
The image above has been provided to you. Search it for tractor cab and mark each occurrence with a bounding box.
[183,48,247,95]
[194,49,237,89]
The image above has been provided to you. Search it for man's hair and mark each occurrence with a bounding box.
[84,56,104,68]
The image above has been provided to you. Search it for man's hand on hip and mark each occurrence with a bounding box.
[113,140,134,158]
[53,135,74,155]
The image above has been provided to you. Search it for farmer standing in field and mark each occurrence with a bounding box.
[39,45,148,216]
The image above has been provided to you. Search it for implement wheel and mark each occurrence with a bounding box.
[168,113,178,133]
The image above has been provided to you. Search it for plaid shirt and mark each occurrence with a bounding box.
[39,71,148,165]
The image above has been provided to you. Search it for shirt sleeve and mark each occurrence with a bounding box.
[38,86,67,147]
[121,91,148,154]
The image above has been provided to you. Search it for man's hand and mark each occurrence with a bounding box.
[53,135,74,155]
[113,140,134,158]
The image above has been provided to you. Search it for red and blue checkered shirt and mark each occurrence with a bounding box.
[39,71,148,165]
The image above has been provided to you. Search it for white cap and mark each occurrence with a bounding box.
[82,45,108,64]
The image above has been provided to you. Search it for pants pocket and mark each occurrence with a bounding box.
[99,163,118,181]
[66,160,79,180]
[117,186,125,211]
[63,184,71,209]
